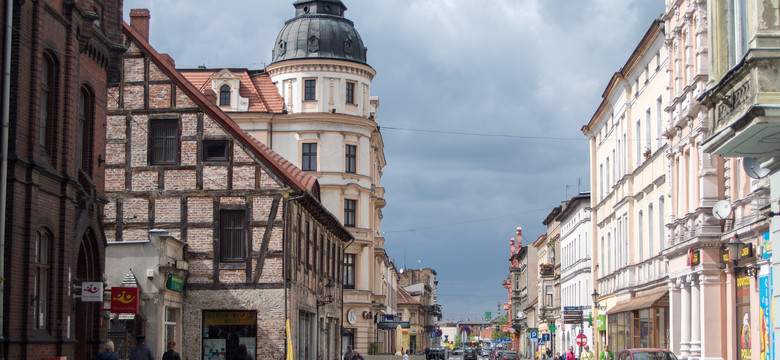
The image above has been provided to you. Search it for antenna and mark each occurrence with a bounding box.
[712,200,732,220]
[743,158,770,179]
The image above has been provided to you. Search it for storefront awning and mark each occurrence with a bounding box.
[606,291,667,315]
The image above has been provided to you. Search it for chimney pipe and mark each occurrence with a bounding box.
[129,9,150,41]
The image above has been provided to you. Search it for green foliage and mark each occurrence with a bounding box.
[368,342,378,355]
[491,314,509,340]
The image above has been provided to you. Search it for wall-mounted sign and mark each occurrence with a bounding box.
[687,248,700,266]
[110,287,139,314]
[167,275,184,292]
[81,282,103,302]
[762,231,771,259]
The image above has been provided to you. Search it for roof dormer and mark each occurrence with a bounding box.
[209,69,249,112]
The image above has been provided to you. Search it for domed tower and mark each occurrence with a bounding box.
[267,0,376,117]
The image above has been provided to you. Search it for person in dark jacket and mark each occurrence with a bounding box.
[97,340,119,360]
[129,335,155,360]
[233,344,249,360]
[162,341,181,360]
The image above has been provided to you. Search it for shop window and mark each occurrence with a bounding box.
[343,253,355,289]
[165,307,179,351]
[149,119,179,165]
[34,229,51,329]
[220,210,246,262]
[203,311,257,358]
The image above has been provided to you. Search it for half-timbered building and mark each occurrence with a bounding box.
[104,13,352,360]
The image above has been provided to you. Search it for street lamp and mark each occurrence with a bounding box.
[591,290,599,309]
[727,234,759,279]
[317,280,335,307]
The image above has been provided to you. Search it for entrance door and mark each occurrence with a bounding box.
[75,230,100,359]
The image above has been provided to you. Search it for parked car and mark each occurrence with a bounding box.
[499,351,519,360]
[452,348,464,355]
[464,348,478,360]
[491,350,504,360]
[617,349,678,360]
[430,347,449,360]
[481,348,492,357]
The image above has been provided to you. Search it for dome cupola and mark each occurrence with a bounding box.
[271,0,368,65]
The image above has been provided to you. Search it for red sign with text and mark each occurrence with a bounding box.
[110,287,139,314]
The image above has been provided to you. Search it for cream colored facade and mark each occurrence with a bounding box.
[583,19,670,355]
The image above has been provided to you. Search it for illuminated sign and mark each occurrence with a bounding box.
[111,287,139,314]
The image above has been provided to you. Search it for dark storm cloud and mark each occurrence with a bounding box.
[124,0,665,322]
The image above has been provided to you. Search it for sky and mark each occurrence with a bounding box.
[122,0,667,323]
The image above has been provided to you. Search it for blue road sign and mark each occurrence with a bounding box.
[542,333,550,342]
[530,331,538,339]
[538,340,546,346]
[563,306,585,311]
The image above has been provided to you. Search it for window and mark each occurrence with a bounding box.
[648,204,654,257]
[220,85,231,106]
[305,221,311,268]
[645,109,652,152]
[638,210,644,261]
[220,210,246,262]
[344,199,356,227]
[658,196,665,252]
[34,229,50,329]
[636,120,642,165]
[343,254,355,289]
[78,87,94,173]
[345,144,357,173]
[545,285,553,307]
[304,79,316,101]
[656,97,663,148]
[346,81,355,104]
[150,119,179,165]
[302,143,317,171]
[40,53,56,149]
[728,0,749,67]
[203,140,229,161]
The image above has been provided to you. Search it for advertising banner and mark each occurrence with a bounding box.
[110,287,139,314]
[81,282,103,302]
[760,272,774,360]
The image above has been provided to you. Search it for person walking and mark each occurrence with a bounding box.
[599,345,613,360]
[565,347,576,360]
[129,335,154,360]
[354,349,366,360]
[345,345,355,360]
[580,346,595,360]
[96,340,119,360]
[162,341,181,360]
[403,349,410,360]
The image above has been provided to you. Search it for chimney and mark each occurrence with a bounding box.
[129,9,151,41]
[516,227,522,253]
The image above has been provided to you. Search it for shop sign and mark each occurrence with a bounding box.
[111,287,139,314]
[723,249,731,263]
[596,315,606,331]
[81,282,103,302]
[203,311,256,325]
[736,274,751,360]
[166,275,184,292]
[760,273,774,360]
[762,231,771,259]
[687,248,700,266]
[410,329,418,334]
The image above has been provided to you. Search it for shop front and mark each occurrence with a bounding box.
[202,310,258,359]
[606,291,669,354]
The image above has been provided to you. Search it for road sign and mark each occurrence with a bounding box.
[563,306,585,311]
[530,331,538,339]
[542,333,550,342]
[510,334,515,340]
[576,334,588,347]
[485,312,492,321]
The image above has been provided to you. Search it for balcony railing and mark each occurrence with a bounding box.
[597,255,667,295]
[540,263,554,277]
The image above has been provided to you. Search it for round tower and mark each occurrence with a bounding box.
[266,0,376,117]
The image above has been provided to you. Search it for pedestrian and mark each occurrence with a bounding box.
[581,346,595,360]
[233,344,249,360]
[565,347,576,360]
[425,347,431,360]
[129,335,154,360]
[345,345,354,360]
[599,345,613,360]
[162,341,181,360]
[403,349,410,360]
[556,352,563,360]
[354,349,366,360]
[96,340,119,360]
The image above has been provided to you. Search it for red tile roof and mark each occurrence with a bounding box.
[398,287,421,305]
[178,68,285,113]
[121,21,316,195]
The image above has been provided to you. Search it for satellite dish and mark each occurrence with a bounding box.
[744,157,770,179]
[712,200,732,220]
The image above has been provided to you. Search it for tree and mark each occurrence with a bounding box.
[491,314,510,341]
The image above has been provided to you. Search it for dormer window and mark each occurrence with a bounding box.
[220,85,231,106]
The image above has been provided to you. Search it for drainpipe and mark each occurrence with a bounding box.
[0,0,14,353]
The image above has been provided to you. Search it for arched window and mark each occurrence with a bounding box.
[219,84,231,106]
[78,87,94,174]
[40,52,58,149]
[34,229,51,329]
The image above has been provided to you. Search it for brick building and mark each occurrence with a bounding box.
[104,14,352,360]
[0,0,125,358]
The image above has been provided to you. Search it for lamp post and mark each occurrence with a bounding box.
[591,290,600,358]
[316,281,335,360]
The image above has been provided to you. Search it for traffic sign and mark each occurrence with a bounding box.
[530,331,538,339]
[542,333,550,342]
[576,334,588,347]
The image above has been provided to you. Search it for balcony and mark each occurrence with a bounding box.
[540,263,554,277]
[596,255,667,296]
